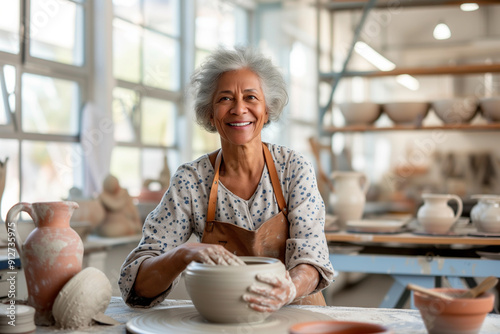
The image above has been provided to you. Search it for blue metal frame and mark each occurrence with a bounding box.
[329,253,500,309]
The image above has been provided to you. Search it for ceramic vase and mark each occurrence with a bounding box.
[5,201,83,326]
[185,256,286,324]
[330,171,370,229]
[417,194,463,234]
[477,198,500,233]
[470,195,497,226]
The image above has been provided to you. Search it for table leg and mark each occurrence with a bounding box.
[380,275,434,309]
[446,276,467,289]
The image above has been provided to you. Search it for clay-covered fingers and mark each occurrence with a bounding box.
[196,245,245,266]
[242,292,281,313]
[242,271,297,312]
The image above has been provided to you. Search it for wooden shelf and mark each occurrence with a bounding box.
[320,63,500,81]
[325,231,500,246]
[323,122,500,134]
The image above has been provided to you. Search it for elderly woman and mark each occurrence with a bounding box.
[119,47,334,311]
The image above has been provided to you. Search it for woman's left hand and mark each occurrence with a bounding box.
[242,271,297,312]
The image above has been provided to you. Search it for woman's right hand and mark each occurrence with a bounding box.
[178,243,245,266]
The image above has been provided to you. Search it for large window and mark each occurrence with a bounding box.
[0,0,252,218]
[0,0,88,216]
[192,0,250,159]
[111,0,182,195]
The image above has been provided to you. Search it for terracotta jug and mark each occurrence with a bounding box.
[329,171,370,229]
[417,194,463,234]
[6,201,83,326]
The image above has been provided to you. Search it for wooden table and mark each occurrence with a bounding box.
[326,230,500,308]
[32,297,500,333]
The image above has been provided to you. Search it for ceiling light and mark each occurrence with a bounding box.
[354,41,396,71]
[433,22,451,40]
[460,3,479,11]
[396,74,420,91]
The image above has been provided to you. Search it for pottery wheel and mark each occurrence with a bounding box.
[126,305,331,334]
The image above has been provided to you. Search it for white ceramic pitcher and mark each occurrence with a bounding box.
[417,194,463,234]
[477,198,500,233]
[330,171,370,229]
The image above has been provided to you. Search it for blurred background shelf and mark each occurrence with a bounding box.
[323,122,500,134]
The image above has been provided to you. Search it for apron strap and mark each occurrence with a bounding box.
[207,150,223,222]
[262,142,288,217]
[207,143,288,222]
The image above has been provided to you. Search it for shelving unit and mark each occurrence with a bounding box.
[323,122,500,134]
[316,0,500,135]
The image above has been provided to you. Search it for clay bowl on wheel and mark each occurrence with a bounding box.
[413,288,495,334]
[432,98,479,124]
[184,256,286,324]
[382,102,430,125]
[289,320,392,334]
[479,96,500,122]
[337,102,382,125]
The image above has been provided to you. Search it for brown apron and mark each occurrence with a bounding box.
[201,143,326,306]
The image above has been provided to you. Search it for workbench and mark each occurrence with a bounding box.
[326,230,500,308]
[31,296,500,333]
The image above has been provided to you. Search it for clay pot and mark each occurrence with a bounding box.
[417,194,463,234]
[413,288,494,334]
[5,201,83,326]
[184,256,286,324]
[289,321,392,334]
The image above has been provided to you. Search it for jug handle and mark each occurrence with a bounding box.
[448,195,463,221]
[360,174,370,195]
[5,202,36,259]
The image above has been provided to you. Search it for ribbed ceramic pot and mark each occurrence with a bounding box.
[185,256,286,324]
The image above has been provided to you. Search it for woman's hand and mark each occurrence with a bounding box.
[242,271,297,312]
[179,243,245,266]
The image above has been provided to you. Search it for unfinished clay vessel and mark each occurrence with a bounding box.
[53,267,112,329]
[185,256,286,324]
[5,201,83,326]
[413,288,494,334]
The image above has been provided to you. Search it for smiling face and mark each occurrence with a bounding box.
[211,68,268,147]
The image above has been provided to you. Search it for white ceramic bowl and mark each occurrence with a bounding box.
[432,98,479,124]
[184,256,286,324]
[337,102,381,125]
[479,97,500,122]
[382,102,430,125]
